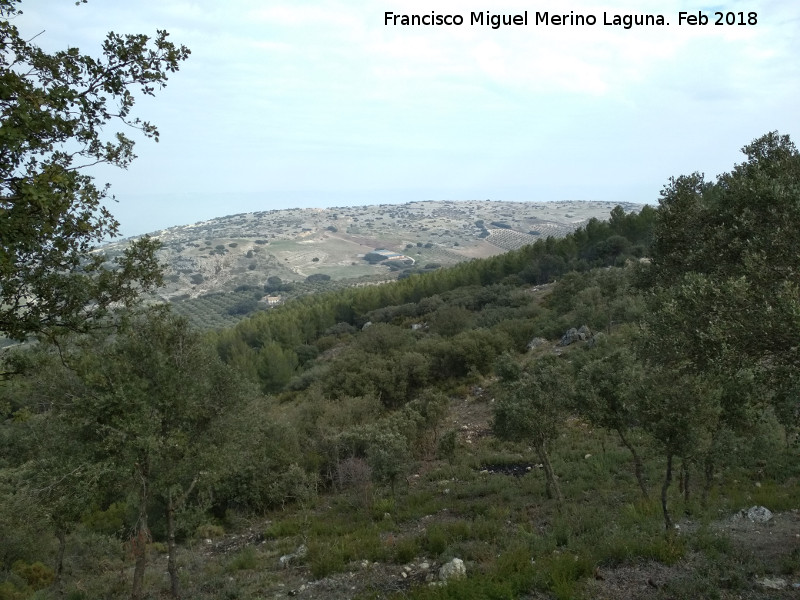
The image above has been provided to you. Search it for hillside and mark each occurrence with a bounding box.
[105,200,641,302]
[3,133,799,600]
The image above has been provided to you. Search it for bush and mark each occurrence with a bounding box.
[227,298,258,315]
[267,463,318,508]
[195,523,226,539]
[364,252,385,264]
[81,502,128,536]
[437,430,457,463]
[0,582,26,600]
[306,273,331,283]
[11,560,54,590]
[226,547,259,572]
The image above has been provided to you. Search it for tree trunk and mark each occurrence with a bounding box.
[131,464,150,600]
[681,459,690,504]
[54,527,66,599]
[661,452,673,531]
[617,428,649,500]
[702,457,714,506]
[167,495,180,599]
[536,441,564,510]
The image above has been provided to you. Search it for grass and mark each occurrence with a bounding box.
[226,547,260,572]
[268,422,703,599]
[20,400,799,600]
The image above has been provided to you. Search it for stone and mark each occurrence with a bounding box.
[527,337,547,350]
[741,506,774,523]
[439,558,466,581]
[558,328,580,346]
[278,544,308,568]
[758,576,787,590]
[586,332,605,348]
[362,321,372,331]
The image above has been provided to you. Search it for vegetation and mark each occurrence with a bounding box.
[0,0,189,352]
[1,33,798,598]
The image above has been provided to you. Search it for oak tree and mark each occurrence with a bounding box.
[0,0,189,350]
[493,354,572,509]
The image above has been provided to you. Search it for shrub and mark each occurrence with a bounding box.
[195,523,226,539]
[437,430,457,463]
[81,502,128,536]
[0,582,26,600]
[226,546,259,572]
[267,463,318,508]
[227,298,258,315]
[306,273,331,283]
[11,560,55,590]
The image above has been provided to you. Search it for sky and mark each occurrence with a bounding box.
[13,0,800,236]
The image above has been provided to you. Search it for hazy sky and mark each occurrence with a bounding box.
[14,0,800,236]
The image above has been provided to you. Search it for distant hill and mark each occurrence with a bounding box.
[104,200,642,306]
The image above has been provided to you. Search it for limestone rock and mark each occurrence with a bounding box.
[746,506,774,523]
[559,325,593,346]
[758,576,787,590]
[439,558,466,581]
[732,505,774,523]
[527,337,547,350]
[278,544,308,568]
[558,328,580,346]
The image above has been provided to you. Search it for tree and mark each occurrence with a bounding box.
[53,310,249,599]
[493,355,572,509]
[636,368,720,531]
[641,132,800,443]
[0,0,189,350]
[366,432,409,496]
[576,343,650,499]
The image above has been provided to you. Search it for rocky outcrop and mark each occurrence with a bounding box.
[559,325,593,346]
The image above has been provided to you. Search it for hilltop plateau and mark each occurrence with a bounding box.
[109,200,640,301]
[100,200,641,329]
